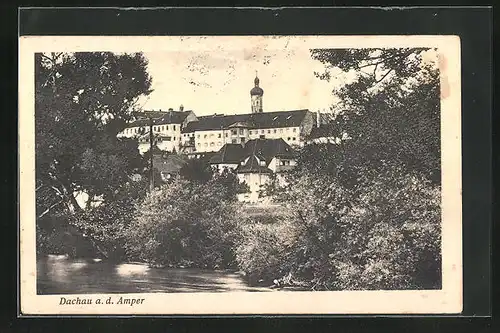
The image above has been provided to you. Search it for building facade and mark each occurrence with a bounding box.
[118,75,328,156]
[209,138,296,203]
[118,107,198,154]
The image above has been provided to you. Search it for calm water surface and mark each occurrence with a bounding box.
[37,255,270,294]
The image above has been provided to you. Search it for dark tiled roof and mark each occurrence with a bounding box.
[243,138,296,164]
[127,110,193,128]
[209,144,246,164]
[181,109,310,133]
[153,154,189,174]
[236,155,273,174]
[209,138,296,171]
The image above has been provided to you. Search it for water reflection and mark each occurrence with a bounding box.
[37,255,270,294]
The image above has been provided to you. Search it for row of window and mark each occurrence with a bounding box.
[153,124,176,132]
[125,124,177,135]
[249,128,297,135]
[197,141,224,147]
[193,136,299,149]
[180,127,299,139]
[139,136,178,143]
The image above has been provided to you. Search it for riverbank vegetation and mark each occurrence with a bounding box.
[36,48,442,290]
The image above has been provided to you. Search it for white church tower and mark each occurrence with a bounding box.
[250,71,264,113]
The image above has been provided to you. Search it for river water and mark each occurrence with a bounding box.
[37,255,271,294]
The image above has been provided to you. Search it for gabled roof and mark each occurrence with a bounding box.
[236,155,273,174]
[181,109,310,133]
[243,138,296,165]
[209,139,295,166]
[126,110,193,128]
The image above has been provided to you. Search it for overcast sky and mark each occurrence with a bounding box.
[138,47,347,116]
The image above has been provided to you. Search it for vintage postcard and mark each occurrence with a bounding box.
[19,35,462,315]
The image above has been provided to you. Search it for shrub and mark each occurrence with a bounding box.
[238,168,441,291]
[124,176,240,269]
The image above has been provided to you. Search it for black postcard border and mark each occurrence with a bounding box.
[7,5,493,331]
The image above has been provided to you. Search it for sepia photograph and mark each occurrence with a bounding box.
[19,35,462,315]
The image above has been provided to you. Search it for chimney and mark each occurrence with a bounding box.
[179,104,184,111]
[316,109,321,128]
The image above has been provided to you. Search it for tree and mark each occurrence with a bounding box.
[310,48,440,184]
[238,48,443,290]
[35,52,152,217]
[35,52,153,257]
[179,158,213,183]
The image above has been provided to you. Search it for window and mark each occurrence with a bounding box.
[259,135,265,139]
[225,133,228,137]
[239,129,244,135]
[210,133,214,138]
[218,133,221,138]
[173,125,176,131]
[197,134,200,138]
[274,129,277,133]
[162,126,165,131]
[231,130,237,135]
[173,137,176,141]
[240,138,245,144]
[267,130,271,134]
[287,137,291,141]
[261,130,264,134]
[197,143,200,146]
[166,125,169,131]
[204,134,207,138]
[232,139,237,144]
[249,130,252,135]
[292,137,296,141]
[293,128,296,132]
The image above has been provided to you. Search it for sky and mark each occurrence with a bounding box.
[138,47,346,116]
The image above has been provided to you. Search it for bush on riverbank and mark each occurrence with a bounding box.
[234,169,441,290]
[124,174,241,269]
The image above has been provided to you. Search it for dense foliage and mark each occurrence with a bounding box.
[234,48,442,290]
[35,52,152,258]
[124,173,242,268]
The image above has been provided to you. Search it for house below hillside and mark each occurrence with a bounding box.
[209,138,296,203]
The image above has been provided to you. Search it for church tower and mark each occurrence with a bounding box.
[250,72,264,113]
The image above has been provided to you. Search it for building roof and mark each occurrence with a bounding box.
[153,153,189,174]
[250,86,264,96]
[236,155,273,174]
[209,139,296,174]
[181,109,310,133]
[209,144,247,164]
[126,110,193,128]
[244,138,296,162]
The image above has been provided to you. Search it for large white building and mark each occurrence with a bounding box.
[117,107,198,154]
[118,74,328,156]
